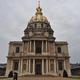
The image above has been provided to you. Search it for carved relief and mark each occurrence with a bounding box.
[29,31,33,37]
[44,32,49,37]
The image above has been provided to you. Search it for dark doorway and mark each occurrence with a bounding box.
[35,59,42,75]
[35,41,42,54]
[63,70,68,77]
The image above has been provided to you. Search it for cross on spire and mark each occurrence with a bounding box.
[36,0,43,15]
[38,0,40,7]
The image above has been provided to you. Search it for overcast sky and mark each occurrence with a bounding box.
[0,0,80,63]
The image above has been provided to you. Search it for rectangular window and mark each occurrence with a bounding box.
[58,60,63,70]
[23,59,27,72]
[23,64,26,71]
[13,60,19,70]
[57,47,61,53]
[16,47,20,53]
[35,41,42,54]
[44,59,46,73]
[50,59,54,72]
[30,59,33,73]
[43,41,46,52]
[31,41,34,52]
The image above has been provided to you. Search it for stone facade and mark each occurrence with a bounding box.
[6,2,71,77]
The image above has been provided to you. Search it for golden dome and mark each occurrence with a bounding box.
[30,1,48,22]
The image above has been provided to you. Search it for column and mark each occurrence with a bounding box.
[34,41,35,54]
[42,59,44,75]
[29,59,31,74]
[42,41,43,53]
[56,60,58,73]
[54,59,57,74]
[33,59,35,74]
[48,59,50,72]
[30,41,31,52]
[46,41,47,52]
[26,59,28,73]
[46,59,48,74]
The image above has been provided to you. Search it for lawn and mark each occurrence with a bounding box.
[72,77,80,80]
[0,77,13,80]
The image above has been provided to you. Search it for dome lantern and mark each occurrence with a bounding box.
[30,0,48,22]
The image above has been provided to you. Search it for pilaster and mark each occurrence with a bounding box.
[11,60,13,71]
[42,41,43,53]
[64,60,66,70]
[46,41,47,52]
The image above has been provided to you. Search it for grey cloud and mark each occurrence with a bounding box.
[0,0,80,63]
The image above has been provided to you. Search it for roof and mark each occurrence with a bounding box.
[71,64,80,69]
[9,41,22,45]
[0,63,6,68]
[55,41,68,45]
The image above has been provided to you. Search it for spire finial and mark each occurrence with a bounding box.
[38,0,40,7]
[36,0,43,15]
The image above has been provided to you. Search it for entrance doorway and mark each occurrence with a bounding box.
[35,41,42,54]
[35,59,42,75]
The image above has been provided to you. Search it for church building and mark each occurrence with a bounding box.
[6,1,71,77]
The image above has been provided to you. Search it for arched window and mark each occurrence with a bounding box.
[16,47,20,53]
[57,47,61,53]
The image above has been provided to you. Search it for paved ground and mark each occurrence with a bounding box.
[18,76,72,80]
[0,76,80,80]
